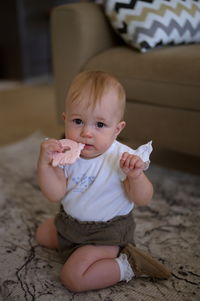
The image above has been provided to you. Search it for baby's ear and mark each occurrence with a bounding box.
[115,121,126,136]
[62,112,66,121]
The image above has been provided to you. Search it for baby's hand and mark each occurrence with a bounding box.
[120,152,145,180]
[39,138,66,166]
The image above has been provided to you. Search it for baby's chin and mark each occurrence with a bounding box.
[80,149,103,159]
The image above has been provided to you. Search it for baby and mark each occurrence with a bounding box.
[36,70,170,292]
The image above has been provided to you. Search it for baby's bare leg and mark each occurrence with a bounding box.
[35,217,58,249]
[60,245,120,292]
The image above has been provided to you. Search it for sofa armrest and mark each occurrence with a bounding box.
[51,3,118,120]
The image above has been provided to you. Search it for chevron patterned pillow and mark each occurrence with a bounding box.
[104,0,200,52]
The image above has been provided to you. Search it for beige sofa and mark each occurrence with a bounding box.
[51,2,200,157]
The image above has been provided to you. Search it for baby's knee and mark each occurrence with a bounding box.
[60,265,83,292]
[35,218,58,249]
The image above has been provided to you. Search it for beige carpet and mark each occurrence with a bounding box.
[0,133,199,301]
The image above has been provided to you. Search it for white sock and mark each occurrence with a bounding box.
[115,253,135,282]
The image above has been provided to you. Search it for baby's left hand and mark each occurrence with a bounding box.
[120,152,144,180]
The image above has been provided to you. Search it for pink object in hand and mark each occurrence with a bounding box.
[52,139,85,167]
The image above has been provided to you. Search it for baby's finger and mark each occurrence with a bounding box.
[125,155,136,169]
[42,139,63,153]
[120,152,129,161]
[134,158,144,169]
[120,152,129,167]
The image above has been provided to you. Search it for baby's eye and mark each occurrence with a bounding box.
[73,118,83,125]
[96,122,105,128]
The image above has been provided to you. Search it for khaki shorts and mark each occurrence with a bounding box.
[55,206,135,261]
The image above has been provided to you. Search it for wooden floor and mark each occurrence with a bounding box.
[0,82,199,175]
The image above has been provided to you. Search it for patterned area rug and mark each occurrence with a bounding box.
[0,133,199,301]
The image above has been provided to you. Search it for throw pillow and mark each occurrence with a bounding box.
[104,0,200,52]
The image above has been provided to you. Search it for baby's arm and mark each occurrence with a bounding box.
[37,139,67,202]
[120,152,153,206]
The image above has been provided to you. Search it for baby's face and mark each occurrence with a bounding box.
[63,88,125,158]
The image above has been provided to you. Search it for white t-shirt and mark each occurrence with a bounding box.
[60,140,152,222]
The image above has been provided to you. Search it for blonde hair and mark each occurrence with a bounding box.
[65,70,126,120]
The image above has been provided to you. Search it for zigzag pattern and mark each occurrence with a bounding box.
[115,0,154,12]
[125,3,200,23]
[132,19,200,44]
[104,0,200,52]
[138,19,200,39]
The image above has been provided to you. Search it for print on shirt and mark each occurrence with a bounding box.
[72,174,96,192]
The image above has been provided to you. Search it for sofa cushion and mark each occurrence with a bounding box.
[84,44,200,111]
[104,0,200,52]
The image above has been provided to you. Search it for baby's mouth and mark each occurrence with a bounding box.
[84,144,94,150]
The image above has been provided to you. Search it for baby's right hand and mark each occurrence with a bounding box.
[39,138,64,166]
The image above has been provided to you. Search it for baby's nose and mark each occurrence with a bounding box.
[81,125,93,138]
